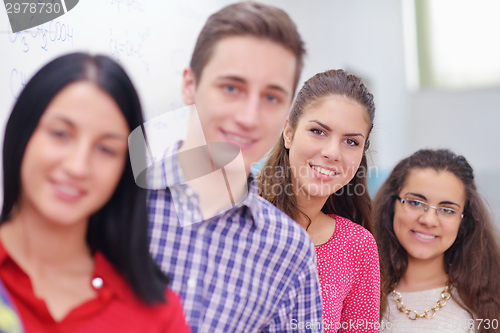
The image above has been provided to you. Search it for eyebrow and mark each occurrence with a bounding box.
[216,75,290,97]
[50,116,127,140]
[404,192,461,208]
[308,120,365,138]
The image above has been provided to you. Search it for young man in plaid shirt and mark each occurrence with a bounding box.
[147,2,323,332]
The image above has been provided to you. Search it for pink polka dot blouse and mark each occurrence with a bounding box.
[316,215,380,332]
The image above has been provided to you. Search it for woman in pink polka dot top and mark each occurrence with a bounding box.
[258,69,380,332]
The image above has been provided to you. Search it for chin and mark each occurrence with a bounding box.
[302,190,330,200]
[307,182,339,198]
[408,251,440,262]
[42,210,87,227]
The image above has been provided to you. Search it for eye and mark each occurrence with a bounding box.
[344,138,359,146]
[440,207,457,215]
[264,94,279,103]
[96,144,117,156]
[223,85,238,94]
[310,128,325,136]
[49,129,69,139]
[407,199,424,207]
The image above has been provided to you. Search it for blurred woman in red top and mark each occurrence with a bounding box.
[0,53,190,333]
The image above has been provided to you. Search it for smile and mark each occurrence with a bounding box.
[413,231,437,240]
[52,181,85,200]
[225,132,253,144]
[57,183,82,196]
[311,165,338,177]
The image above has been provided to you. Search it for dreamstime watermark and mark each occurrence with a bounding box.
[4,0,79,33]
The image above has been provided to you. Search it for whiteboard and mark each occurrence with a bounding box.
[0,0,238,201]
[0,0,236,124]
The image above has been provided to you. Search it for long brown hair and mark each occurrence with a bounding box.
[373,149,500,331]
[257,69,375,232]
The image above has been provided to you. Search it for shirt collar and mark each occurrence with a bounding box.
[147,141,186,189]
[153,140,266,229]
[92,251,129,301]
[0,240,127,302]
[233,174,266,229]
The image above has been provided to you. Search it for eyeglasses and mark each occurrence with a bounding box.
[396,196,464,223]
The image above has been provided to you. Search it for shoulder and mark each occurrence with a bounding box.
[155,289,188,320]
[334,215,377,246]
[118,283,189,330]
[251,195,317,270]
[254,195,313,247]
[91,254,190,332]
[131,290,191,332]
[330,215,379,259]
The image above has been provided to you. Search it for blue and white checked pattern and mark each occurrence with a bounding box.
[147,142,323,333]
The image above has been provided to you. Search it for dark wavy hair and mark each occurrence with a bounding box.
[257,69,375,232]
[1,53,169,304]
[373,149,500,331]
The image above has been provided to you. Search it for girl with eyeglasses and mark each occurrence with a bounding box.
[373,149,500,332]
[0,53,190,333]
[258,69,380,332]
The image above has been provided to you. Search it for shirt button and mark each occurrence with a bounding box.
[92,277,103,289]
[187,278,196,289]
[185,187,194,197]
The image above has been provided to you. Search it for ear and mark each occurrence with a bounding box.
[181,67,196,105]
[283,119,293,149]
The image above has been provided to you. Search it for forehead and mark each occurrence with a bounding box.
[402,168,466,203]
[42,82,129,133]
[300,97,370,132]
[199,35,296,93]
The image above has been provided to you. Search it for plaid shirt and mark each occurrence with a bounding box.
[147,142,323,333]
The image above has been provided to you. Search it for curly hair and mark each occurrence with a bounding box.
[373,149,500,331]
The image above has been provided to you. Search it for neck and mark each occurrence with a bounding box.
[179,106,249,220]
[397,255,448,292]
[180,105,208,152]
[0,204,90,268]
[294,187,328,230]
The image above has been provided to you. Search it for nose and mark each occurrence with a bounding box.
[418,207,439,227]
[62,141,91,178]
[321,140,341,161]
[233,93,260,130]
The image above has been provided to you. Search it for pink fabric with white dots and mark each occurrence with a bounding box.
[316,215,380,332]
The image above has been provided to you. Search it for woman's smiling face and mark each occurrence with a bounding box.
[284,96,370,200]
[393,168,466,263]
[19,81,130,227]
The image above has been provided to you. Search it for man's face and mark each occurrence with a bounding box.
[182,35,297,174]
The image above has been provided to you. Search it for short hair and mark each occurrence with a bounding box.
[1,53,169,304]
[190,1,306,94]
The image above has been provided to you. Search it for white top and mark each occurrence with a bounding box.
[381,286,474,332]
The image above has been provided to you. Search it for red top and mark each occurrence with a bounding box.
[0,241,191,333]
[316,215,380,333]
